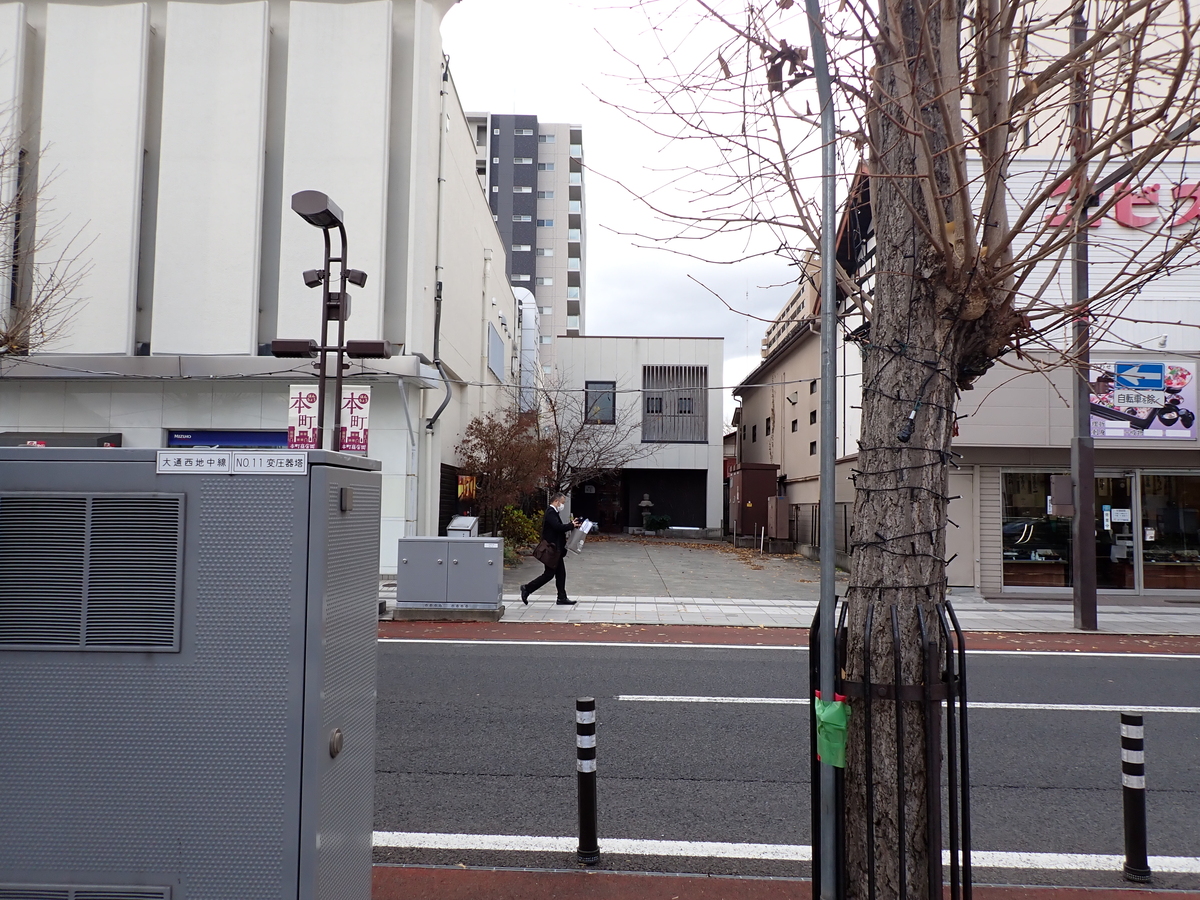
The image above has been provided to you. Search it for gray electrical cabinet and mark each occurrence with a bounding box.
[396,536,503,610]
[0,448,382,900]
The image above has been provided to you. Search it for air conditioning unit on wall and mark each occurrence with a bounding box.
[0,448,382,900]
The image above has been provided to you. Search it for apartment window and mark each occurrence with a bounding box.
[476,163,486,176]
[569,172,582,185]
[642,365,708,443]
[568,200,581,213]
[752,425,757,443]
[511,274,531,282]
[566,286,580,299]
[514,157,533,164]
[809,380,817,394]
[810,410,817,425]
[536,248,554,257]
[584,381,616,424]
[492,214,498,221]
[570,143,583,157]
[567,257,580,271]
[493,128,500,135]
[537,190,554,199]
[514,128,533,135]
[765,416,772,436]
[476,124,487,145]
[741,425,747,440]
[514,186,532,193]
[567,315,580,330]
[537,218,554,227]
[543,365,553,374]
[567,228,581,241]
[809,441,817,455]
[539,336,553,344]
[491,186,499,193]
[492,157,499,164]
[512,244,531,252]
[791,419,798,433]
[539,306,553,315]
[512,214,532,222]
[536,277,553,285]
[538,133,555,143]
[537,162,555,171]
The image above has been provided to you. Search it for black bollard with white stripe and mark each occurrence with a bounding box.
[576,697,600,865]
[1121,712,1152,883]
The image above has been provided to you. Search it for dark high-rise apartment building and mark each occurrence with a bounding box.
[466,113,585,369]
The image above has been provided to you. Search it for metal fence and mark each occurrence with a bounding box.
[791,502,853,553]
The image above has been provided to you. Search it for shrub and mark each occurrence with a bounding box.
[644,513,672,532]
[500,505,540,547]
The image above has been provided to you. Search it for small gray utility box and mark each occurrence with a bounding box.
[396,536,503,610]
[447,515,479,537]
[0,448,382,900]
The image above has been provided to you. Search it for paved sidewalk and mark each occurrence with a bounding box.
[493,536,1200,635]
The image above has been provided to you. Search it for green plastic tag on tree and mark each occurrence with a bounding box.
[814,697,851,768]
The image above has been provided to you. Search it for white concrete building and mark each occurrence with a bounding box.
[0,0,525,570]
[554,335,724,535]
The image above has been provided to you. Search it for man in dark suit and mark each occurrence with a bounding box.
[520,492,579,605]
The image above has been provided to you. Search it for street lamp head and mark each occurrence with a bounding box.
[302,269,325,289]
[291,190,344,229]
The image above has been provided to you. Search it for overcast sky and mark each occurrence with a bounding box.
[441,0,808,424]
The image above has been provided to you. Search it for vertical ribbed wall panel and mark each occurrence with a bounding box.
[276,0,392,343]
[978,466,1003,595]
[150,1,269,356]
[36,3,148,355]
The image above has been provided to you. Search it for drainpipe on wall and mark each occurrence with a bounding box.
[426,55,452,431]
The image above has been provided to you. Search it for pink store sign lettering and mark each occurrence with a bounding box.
[1046,180,1200,229]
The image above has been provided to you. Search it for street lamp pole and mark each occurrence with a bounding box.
[272,190,388,450]
[803,0,839,895]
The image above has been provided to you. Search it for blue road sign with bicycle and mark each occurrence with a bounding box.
[1114,363,1165,391]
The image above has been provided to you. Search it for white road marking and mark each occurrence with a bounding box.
[378,638,1200,660]
[372,832,1200,872]
[616,695,1200,713]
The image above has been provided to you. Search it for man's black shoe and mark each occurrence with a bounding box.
[520,584,530,605]
[556,598,576,606]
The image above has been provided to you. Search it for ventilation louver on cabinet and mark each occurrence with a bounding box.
[0,887,169,900]
[0,495,183,651]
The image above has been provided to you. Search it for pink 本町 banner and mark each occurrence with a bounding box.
[339,386,371,453]
[288,384,319,449]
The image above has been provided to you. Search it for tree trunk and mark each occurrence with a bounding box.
[842,0,967,896]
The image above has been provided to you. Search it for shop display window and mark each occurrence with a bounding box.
[1002,472,1073,587]
[1141,474,1200,590]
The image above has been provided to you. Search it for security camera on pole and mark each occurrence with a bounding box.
[272,190,391,450]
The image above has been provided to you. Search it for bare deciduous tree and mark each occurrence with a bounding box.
[0,128,90,355]
[611,0,1200,894]
[537,374,663,494]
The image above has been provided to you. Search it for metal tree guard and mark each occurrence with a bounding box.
[811,600,974,900]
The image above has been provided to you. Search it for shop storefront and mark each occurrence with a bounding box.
[1000,469,1200,594]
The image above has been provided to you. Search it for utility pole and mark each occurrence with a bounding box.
[1069,1,1098,630]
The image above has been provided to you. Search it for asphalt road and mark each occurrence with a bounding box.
[373,641,1200,888]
